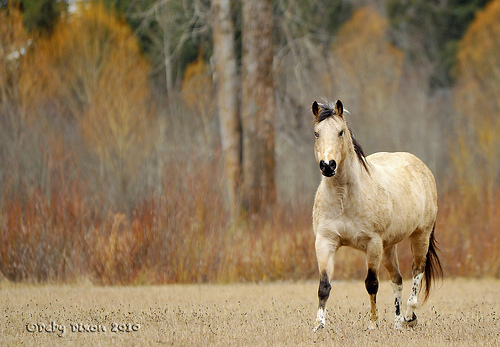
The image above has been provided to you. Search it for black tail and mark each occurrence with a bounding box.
[423,224,443,301]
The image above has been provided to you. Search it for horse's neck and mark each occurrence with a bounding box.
[324,152,369,206]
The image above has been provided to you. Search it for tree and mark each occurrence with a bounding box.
[211,0,242,219]
[332,7,404,150]
[181,54,216,143]
[272,0,352,104]
[21,0,64,34]
[453,0,500,207]
[0,1,29,112]
[210,0,354,217]
[210,0,276,217]
[0,1,32,195]
[386,0,489,88]
[132,0,212,96]
[241,0,276,215]
[20,2,156,209]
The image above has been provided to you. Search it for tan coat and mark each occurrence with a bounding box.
[311,100,441,332]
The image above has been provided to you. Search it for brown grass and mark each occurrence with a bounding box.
[1,278,499,346]
[0,152,499,284]
[438,188,500,278]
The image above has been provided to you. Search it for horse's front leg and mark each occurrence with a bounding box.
[313,234,338,332]
[365,238,383,330]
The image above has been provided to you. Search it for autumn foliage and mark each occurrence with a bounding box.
[453,0,500,205]
[334,7,403,116]
[0,3,499,284]
[19,2,156,209]
[442,0,500,277]
[181,54,216,143]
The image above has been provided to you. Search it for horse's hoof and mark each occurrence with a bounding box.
[404,313,418,327]
[368,321,378,330]
[313,322,325,332]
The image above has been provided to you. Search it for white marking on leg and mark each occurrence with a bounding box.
[391,281,403,329]
[405,273,423,325]
[313,307,326,332]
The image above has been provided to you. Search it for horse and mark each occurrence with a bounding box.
[310,100,442,331]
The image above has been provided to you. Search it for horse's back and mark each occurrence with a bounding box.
[368,152,436,192]
[368,152,428,171]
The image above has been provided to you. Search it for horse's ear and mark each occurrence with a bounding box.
[334,100,343,117]
[312,101,320,118]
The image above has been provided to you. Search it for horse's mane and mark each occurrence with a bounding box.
[352,135,369,173]
[315,102,369,173]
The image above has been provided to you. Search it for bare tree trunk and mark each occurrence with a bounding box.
[163,30,173,97]
[155,4,173,98]
[211,0,242,219]
[241,0,276,215]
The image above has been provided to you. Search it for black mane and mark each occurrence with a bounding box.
[315,103,369,173]
[314,104,336,124]
[352,134,369,173]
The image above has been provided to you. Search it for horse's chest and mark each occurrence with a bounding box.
[316,214,374,251]
[337,218,373,250]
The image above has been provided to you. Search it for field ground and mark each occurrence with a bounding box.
[1,278,499,346]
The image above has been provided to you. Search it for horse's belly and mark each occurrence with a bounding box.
[382,222,417,246]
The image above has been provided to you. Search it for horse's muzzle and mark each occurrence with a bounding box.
[319,159,337,177]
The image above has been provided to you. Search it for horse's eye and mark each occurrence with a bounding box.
[314,132,319,139]
[339,130,344,137]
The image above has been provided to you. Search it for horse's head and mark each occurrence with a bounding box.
[312,100,350,177]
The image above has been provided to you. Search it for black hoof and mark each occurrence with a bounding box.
[404,313,417,327]
[405,312,417,322]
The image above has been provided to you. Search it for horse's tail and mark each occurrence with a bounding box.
[423,223,443,301]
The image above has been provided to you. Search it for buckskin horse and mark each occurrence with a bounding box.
[311,100,442,331]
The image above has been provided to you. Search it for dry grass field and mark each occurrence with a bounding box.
[1,278,499,346]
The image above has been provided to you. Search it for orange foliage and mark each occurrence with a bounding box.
[334,7,404,115]
[181,54,216,141]
[0,2,31,108]
[456,0,500,98]
[19,2,156,207]
[182,54,213,106]
[443,1,500,279]
[453,0,500,205]
[2,2,499,285]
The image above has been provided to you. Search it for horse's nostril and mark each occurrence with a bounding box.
[319,160,326,171]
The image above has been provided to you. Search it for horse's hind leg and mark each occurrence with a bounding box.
[382,245,403,329]
[404,231,430,326]
[313,235,338,332]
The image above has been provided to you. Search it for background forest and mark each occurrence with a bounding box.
[0,0,498,284]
